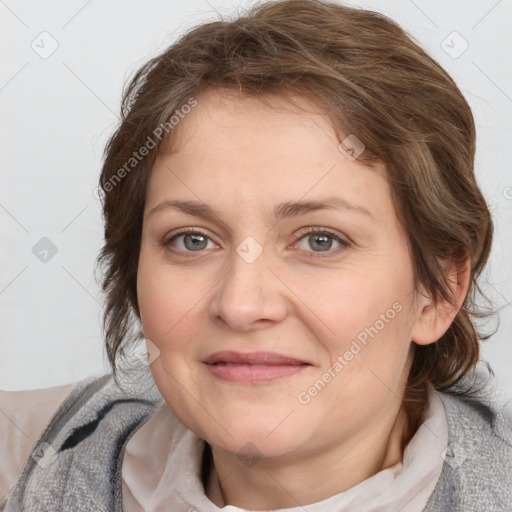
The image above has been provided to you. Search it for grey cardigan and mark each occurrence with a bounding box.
[2,369,511,512]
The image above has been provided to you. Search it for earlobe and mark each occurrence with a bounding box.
[411,258,471,346]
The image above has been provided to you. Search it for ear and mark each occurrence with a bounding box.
[411,258,471,346]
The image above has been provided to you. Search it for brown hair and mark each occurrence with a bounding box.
[96,0,494,441]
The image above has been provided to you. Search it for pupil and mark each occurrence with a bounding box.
[185,233,207,251]
[310,234,332,251]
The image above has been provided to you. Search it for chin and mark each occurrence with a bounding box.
[203,420,307,461]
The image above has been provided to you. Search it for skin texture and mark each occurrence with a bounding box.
[136,89,469,509]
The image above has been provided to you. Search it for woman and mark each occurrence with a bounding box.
[1,0,511,510]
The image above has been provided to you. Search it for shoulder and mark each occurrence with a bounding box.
[1,369,164,512]
[424,369,512,511]
[0,380,81,505]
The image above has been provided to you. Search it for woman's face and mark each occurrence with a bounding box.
[137,89,428,461]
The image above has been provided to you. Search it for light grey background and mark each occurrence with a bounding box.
[1,0,511,392]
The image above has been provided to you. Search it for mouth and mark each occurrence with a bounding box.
[202,351,312,384]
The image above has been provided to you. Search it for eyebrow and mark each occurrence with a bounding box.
[147,196,376,224]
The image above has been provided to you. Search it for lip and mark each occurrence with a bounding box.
[202,351,312,384]
[203,351,309,365]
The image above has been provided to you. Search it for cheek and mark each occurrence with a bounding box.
[136,254,225,373]
[297,267,406,344]
[303,269,415,396]
[136,253,198,343]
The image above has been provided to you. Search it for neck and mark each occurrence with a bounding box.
[206,405,411,509]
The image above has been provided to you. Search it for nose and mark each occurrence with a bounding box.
[208,243,288,332]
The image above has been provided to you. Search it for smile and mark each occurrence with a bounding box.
[204,361,310,383]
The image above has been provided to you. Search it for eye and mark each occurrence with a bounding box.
[292,227,351,257]
[164,228,218,253]
[163,226,351,257]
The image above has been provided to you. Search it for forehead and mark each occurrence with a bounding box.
[146,88,392,222]
[168,88,340,153]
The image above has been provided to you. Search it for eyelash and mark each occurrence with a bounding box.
[163,226,351,258]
